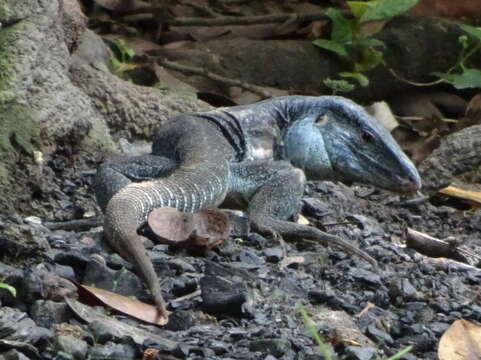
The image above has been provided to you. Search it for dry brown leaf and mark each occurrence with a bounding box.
[280,256,305,269]
[391,92,466,135]
[148,207,195,242]
[81,285,168,326]
[439,185,481,207]
[367,101,399,132]
[466,94,481,117]
[146,207,230,251]
[393,127,440,164]
[359,20,387,37]
[454,94,481,131]
[438,320,481,360]
[297,214,310,225]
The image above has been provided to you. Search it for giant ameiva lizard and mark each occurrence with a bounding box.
[95,96,421,321]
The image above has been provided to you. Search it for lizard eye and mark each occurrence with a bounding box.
[361,129,375,143]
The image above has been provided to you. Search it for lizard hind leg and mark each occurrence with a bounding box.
[94,155,177,212]
[245,163,377,266]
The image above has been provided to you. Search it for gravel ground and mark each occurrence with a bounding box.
[0,148,480,360]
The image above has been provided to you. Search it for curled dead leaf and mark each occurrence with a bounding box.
[145,207,231,251]
[438,319,481,360]
[439,185,481,207]
[81,285,168,326]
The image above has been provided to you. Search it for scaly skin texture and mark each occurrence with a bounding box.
[95,96,421,321]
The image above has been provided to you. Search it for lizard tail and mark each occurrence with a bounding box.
[103,207,169,318]
[103,164,230,321]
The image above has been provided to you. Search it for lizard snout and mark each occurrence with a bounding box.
[393,171,422,193]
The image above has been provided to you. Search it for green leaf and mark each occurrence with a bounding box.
[325,8,354,44]
[298,304,333,360]
[0,282,16,297]
[386,346,413,360]
[357,47,385,71]
[340,72,370,86]
[460,24,481,42]
[124,46,135,60]
[433,69,481,89]
[357,37,385,48]
[110,57,122,71]
[323,78,355,93]
[346,1,370,19]
[360,0,419,22]
[312,39,349,58]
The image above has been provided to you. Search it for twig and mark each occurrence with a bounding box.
[121,11,336,26]
[396,194,429,207]
[156,57,274,98]
[170,12,331,26]
[388,68,443,87]
[44,217,103,232]
[170,289,201,303]
[422,257,481,273]
[404,227,470,263]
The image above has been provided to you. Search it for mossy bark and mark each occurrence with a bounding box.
[0,21,38,186]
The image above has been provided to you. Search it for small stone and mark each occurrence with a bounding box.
[30,300,70,328]
[0,307,52,346]
[3,349,31,360]
[210,341,230,355]
[344,346,377,360]
[189,347,216,357]
[264,355,277,360]
[249,338,291,357]
[263,247,283,263]
[316,311,375,347]
[52,264,76,279]
[389,278,418,300]
[350,269,381,286]
[164,310,195,331]
[88,321,115,344]
[167,258,196,273]
[171,277,198,297]
[200,276,252,317]
[401,279,417,298]
[347,215,384,237]
[82,259,146,299]
[302,197,331,218]
[53,351,75,360]
[366,324,394,345]
[24,216,42,225]
[246,233,268,247]
[56,335,88,360]
[429,322,450,335]
[88,342,138,360]
[54,251,91,269]
[237,249,264,265]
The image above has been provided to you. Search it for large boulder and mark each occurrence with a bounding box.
[0,0,208,213]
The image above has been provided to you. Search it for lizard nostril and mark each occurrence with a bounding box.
[407,173,421,190]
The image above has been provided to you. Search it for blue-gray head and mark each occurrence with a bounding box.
[283,96,421,193]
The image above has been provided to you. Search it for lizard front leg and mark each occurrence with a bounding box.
[231,161,376,265]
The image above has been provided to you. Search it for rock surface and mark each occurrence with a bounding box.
[0,1,480,360]
[0,0,209,213]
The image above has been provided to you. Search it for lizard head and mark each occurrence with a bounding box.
[284,96,421,193]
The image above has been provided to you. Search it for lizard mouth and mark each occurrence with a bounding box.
[338,144,421,192]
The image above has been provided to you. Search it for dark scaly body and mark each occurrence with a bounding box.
[95,96,421,319]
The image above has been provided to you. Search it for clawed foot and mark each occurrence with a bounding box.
[250,216,377,267]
